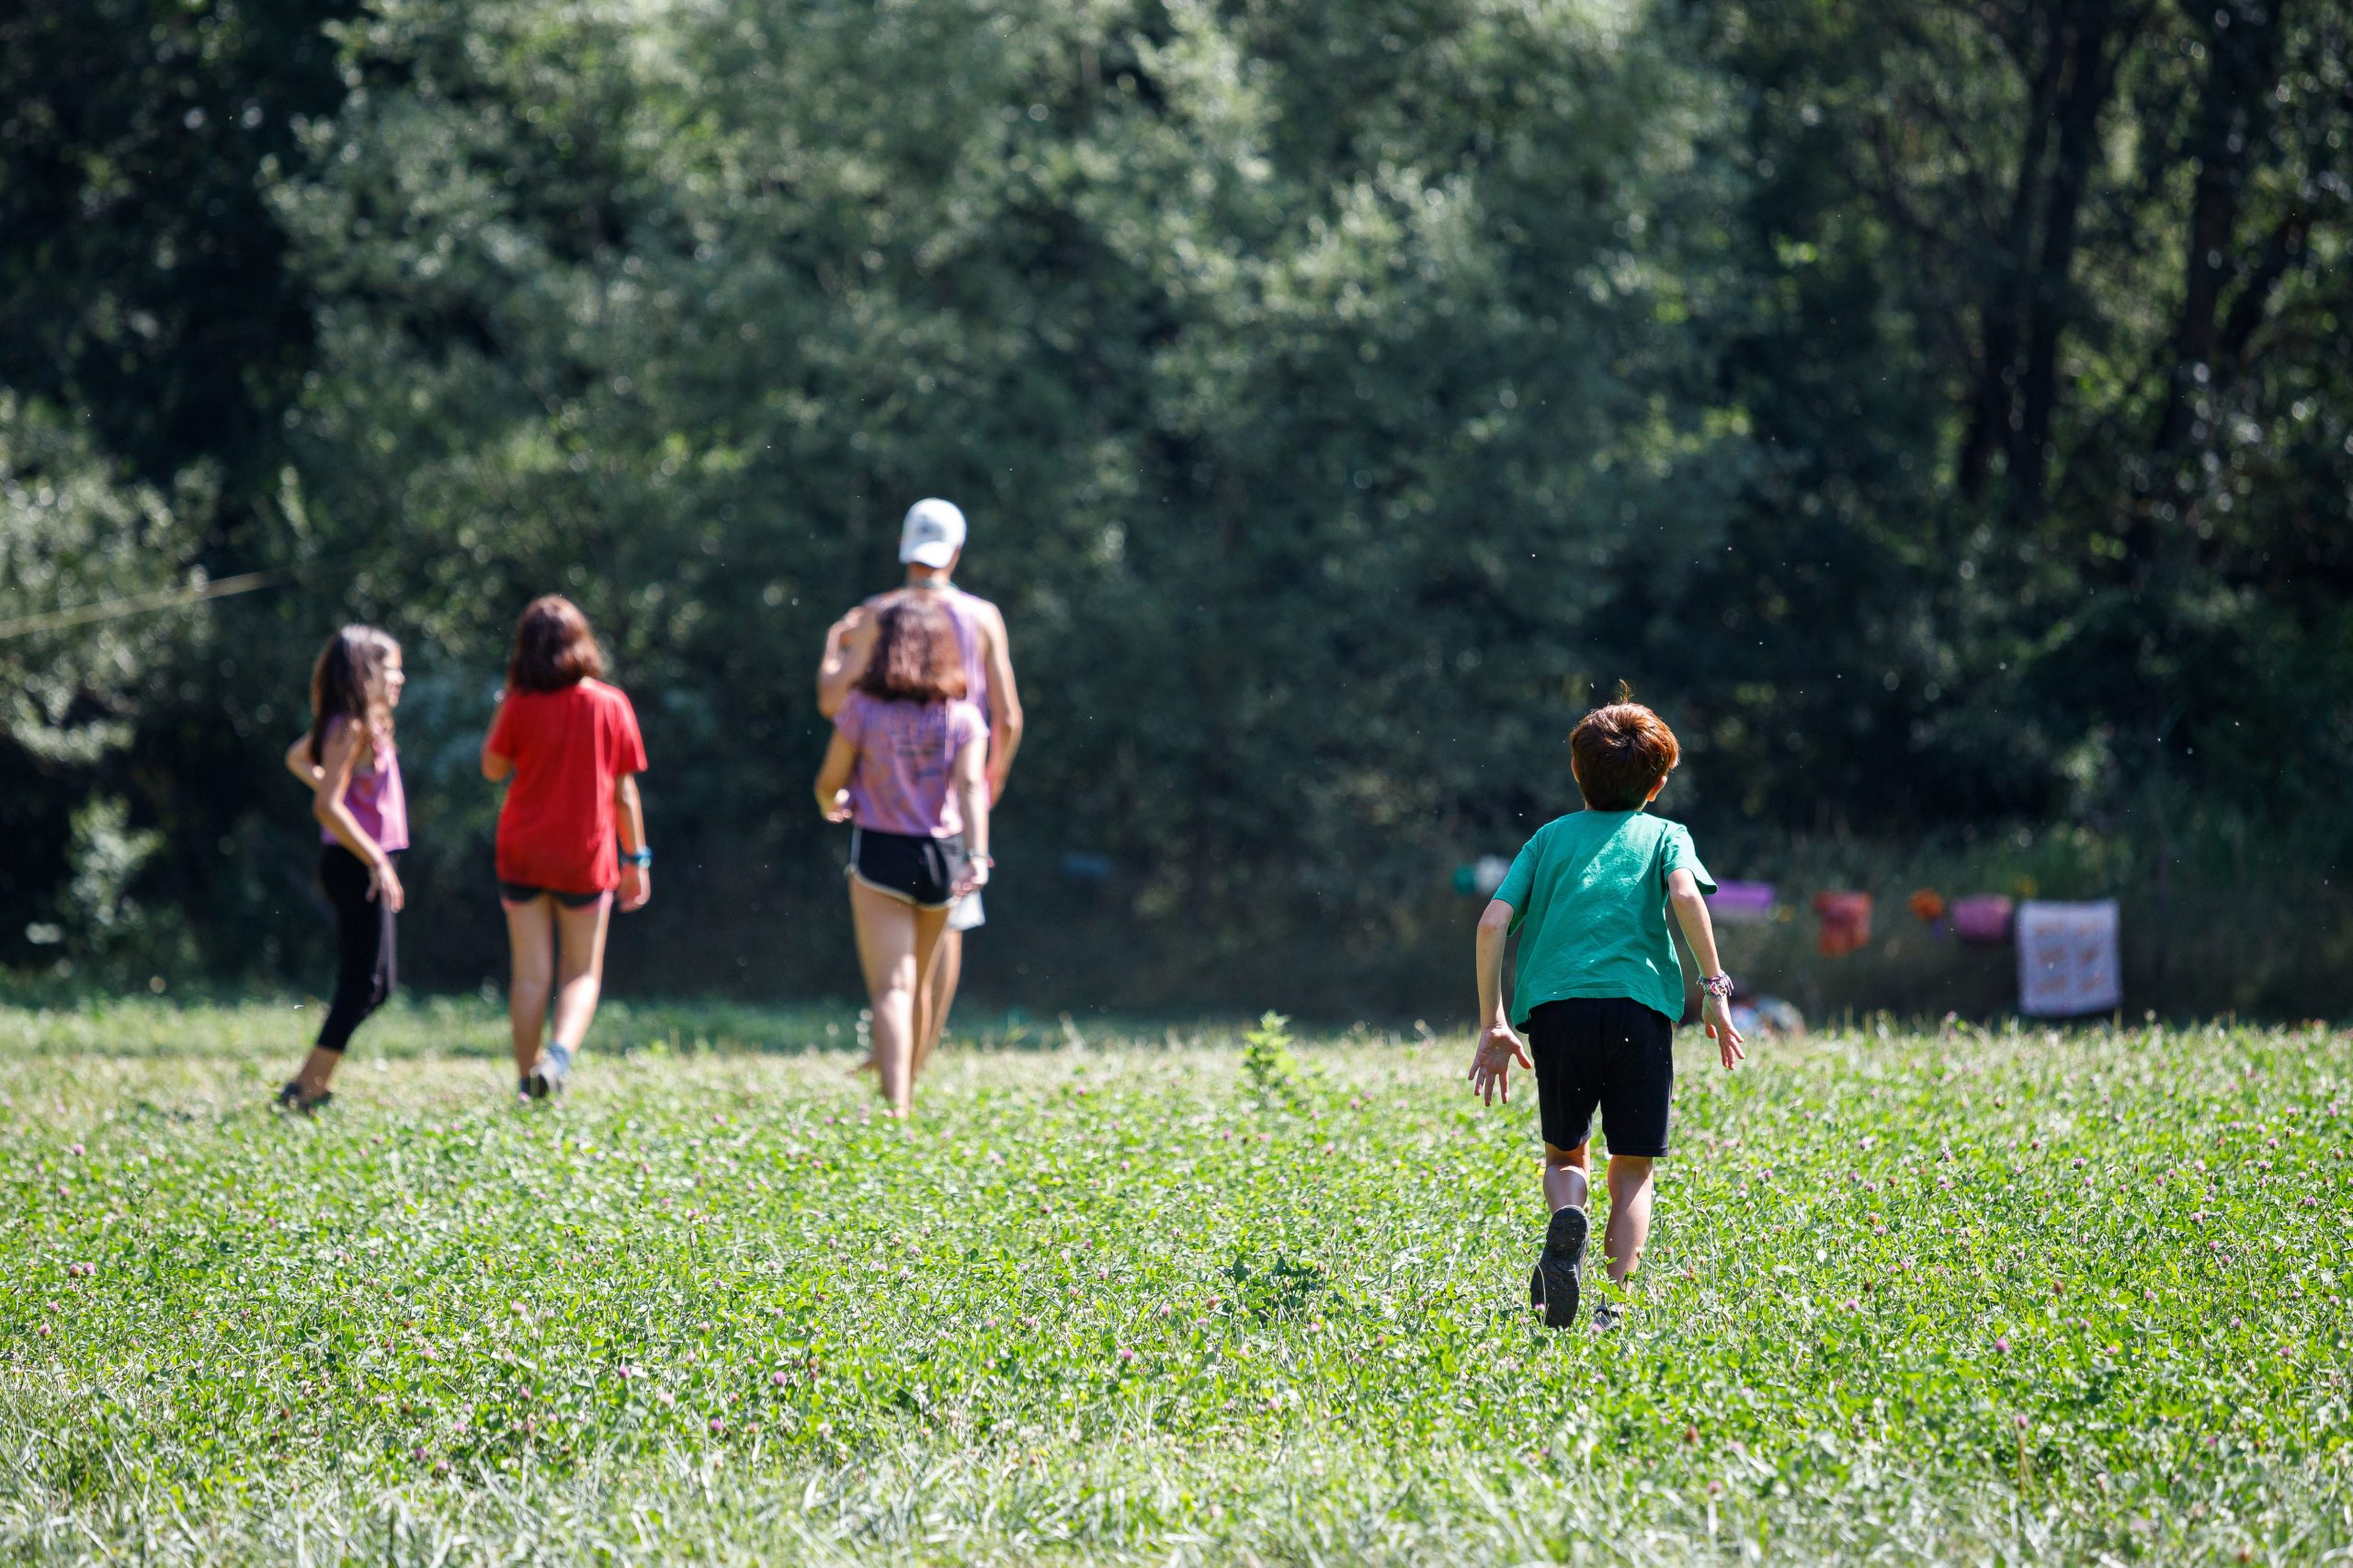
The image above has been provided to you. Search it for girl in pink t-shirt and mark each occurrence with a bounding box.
[274,624,408,1112]
[813,600,990,1118]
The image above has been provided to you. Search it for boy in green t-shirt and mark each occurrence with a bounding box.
[1469,695,1746,1328]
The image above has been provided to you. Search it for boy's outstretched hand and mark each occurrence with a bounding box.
[1467,1020,1532,1106]
[1702,994,1747,1070]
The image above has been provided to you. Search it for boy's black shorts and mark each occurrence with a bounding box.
[1527,996,1675,1157]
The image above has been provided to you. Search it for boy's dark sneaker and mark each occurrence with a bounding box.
[1591,1300,1631,1332]
[274,1081,331,1115]
[1534,1204,1589,1329]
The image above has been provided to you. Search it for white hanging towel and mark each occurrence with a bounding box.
[2016,899,2121,1017]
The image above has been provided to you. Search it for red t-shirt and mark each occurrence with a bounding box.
[487,679,648,893]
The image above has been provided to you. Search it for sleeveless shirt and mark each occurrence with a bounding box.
[900,581,992,743]
[317,715,410,852]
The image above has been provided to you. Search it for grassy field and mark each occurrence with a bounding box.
[0,997,2347,1564]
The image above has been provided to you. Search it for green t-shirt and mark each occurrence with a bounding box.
[1493,810,1716,1028]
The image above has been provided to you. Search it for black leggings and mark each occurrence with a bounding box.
[317,845,398,1052]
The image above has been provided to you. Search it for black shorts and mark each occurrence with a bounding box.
[498,881,608,909]
[848,827,968,910]
[1527,996,1676,1157]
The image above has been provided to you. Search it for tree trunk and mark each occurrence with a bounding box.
[1956,6,2064,500]
[2147,0,2291,460]
[2015,3,2135,517]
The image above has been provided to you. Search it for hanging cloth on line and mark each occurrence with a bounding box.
[2017,899,2121,1017]
[1708,881,1777,924]
[1812,891,1872,957]
[1951,894,2015,945]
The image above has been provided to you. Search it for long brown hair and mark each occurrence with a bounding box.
[507,595,606,693]
[307,625,401,764]
[858,600,968,704]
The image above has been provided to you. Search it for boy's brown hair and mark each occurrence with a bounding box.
[1571,687,1681,811]
[858,599,969,705]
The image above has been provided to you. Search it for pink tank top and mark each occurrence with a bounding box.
[318,716,409,853]
[913,583,990,740]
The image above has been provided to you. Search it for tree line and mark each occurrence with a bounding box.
[3,0,2347,1012]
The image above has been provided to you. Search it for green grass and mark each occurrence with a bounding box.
[1,998,2348,1564]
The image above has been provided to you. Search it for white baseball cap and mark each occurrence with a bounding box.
[898,498,967,568]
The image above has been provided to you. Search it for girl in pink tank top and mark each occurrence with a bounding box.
[273,625,408,1113]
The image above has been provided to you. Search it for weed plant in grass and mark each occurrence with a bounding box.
[1,1001,2348,1563]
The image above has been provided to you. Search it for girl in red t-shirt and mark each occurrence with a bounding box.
[482,596,650,1102]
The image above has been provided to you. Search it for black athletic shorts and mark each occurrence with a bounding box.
[1527,996,1676,1157]
[498,881,607,909]
[848,826,968,910]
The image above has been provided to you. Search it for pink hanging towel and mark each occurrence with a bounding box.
[1951,895,2015,945]
[2016,899,2120,1017]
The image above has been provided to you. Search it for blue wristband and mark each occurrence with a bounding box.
[622,847,653,867]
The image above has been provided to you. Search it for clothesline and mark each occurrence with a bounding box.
[1699,881,2123,1018]
[0,569,287,641]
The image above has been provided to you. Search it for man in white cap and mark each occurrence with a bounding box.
[817,498,1024,1074]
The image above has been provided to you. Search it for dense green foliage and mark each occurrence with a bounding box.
[3,0,2348,1010]
[2,1003,2347,1561]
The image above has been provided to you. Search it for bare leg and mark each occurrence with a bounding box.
[548,896,614,1058]
[914,926,962,1075]
[292,1046,343,1098]
[907,903,951,1091]
[1542,1139,1592,1213]
[504,896,557,1084]
[1601,1153,1656,1284]
[1531,1139,1598,1322]
[846,878,883,1074]
[849,880,920,1116]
